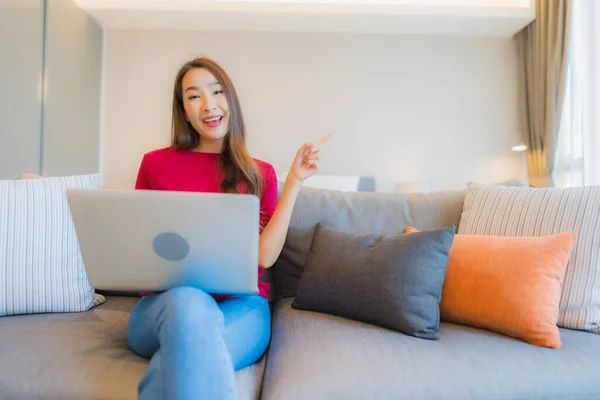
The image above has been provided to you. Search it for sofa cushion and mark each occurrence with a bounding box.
[406,227,577,349]
[0,296,265,400]
[292,225,455,339]
[262,298,600,400]
[458,183,600,334]
[272,186,466,298]
[0,173,106,316]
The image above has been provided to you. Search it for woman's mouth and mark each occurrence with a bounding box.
[202,115,223,128]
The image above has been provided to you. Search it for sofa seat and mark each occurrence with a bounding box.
[261,298,600,400]
[0,296,265,400]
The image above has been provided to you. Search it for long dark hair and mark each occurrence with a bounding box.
[171,57,263,197]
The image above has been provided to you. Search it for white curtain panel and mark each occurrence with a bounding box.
[555,0,600,187]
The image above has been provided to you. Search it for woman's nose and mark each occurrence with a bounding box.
[202,97,215,111]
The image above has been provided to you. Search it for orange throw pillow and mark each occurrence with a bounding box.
[405,227,576,349]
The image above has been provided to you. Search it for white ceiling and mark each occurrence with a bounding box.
[73,0,535,37]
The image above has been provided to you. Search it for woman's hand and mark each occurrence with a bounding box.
[287,133,333,184]
[257,133,333,268]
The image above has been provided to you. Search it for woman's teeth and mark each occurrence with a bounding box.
[204,117,221,123]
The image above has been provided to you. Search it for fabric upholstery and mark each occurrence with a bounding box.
[406,227,576,348]
[458,183,600,334]
[0,173,105,316]
[272,186,466,299]
[262,298,600,400]
[292,225,455,339]
[0,296,265,400]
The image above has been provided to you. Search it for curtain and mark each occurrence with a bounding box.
[555,0,600,188]
[515,0,572,187]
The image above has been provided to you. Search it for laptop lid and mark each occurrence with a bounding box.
[67,188,260,295]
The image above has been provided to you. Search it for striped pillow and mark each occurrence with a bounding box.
[458,183,600,334]
[0,174,106,316]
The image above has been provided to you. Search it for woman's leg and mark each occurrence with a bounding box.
[127,286,238,400]
[219,295,271,371]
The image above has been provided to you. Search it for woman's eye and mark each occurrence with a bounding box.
[215,90,224,95]
[188,95,200,100]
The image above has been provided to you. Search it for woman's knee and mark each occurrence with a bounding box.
[127,287,222,357]
[162,286,223,327]
[163,286,216,306]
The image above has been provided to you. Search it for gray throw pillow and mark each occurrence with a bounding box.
[291,225,455,339]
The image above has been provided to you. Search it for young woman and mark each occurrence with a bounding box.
[127,57,331,400]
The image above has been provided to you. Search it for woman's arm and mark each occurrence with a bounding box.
[258,134,332,268]
[258,175,302,268]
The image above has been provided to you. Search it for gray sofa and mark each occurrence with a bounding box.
[1,185,600,399]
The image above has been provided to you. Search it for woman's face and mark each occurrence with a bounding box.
[181,68,230,147]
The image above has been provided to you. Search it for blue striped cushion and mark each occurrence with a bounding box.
[458,183,600,334]
[0,174,106,316]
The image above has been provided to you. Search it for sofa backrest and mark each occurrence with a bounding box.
[271,185,466,299]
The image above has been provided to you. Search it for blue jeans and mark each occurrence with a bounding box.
[127,287,271,400]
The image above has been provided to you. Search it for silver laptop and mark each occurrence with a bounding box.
[66,188,260,296]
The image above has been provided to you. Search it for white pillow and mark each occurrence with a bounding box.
[0,174,106,316]
[277,173,362,192]
[458,183,600,334]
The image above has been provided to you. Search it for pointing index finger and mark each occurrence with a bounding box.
[313,133,333,150]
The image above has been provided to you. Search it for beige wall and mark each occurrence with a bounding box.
[102,30,523,192]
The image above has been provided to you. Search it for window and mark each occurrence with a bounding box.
[555,0,600,187]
